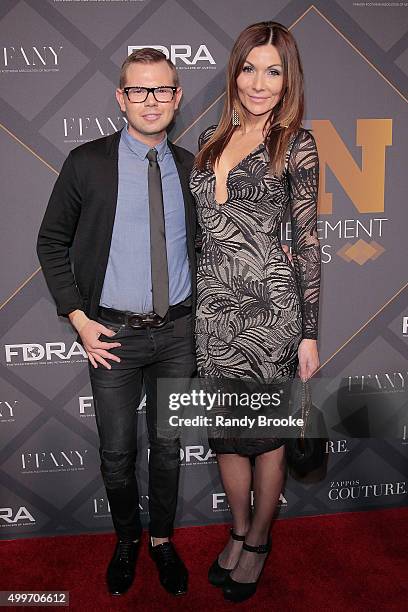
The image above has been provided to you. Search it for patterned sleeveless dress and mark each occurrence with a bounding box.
[189,125,320,455]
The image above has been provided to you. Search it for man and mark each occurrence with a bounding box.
[37,49,196,597]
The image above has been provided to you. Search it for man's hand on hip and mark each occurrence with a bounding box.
[69,310,122,370]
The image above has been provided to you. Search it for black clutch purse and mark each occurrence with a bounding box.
[285,380,328,481]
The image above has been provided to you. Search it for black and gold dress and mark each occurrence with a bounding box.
[189,125,320,455]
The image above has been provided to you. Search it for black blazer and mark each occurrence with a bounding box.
[37,130,197,320]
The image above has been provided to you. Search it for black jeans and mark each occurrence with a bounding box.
[89,311,196,540]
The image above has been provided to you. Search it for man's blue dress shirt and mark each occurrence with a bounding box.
[100,127,191,313]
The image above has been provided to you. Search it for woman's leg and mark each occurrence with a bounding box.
[230,444,286,582]
[216,453,252,569]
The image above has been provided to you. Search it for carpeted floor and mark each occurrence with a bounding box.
[1,507,407,611]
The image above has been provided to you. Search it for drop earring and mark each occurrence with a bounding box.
[280,95,288,128]
[232,107,240,126]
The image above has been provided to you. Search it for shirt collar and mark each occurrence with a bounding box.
[121,126,169,161]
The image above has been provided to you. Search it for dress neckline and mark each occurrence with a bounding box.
[213,142,265,206]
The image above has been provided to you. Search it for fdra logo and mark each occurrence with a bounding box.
[212,491,287,512]
[83,394,145,418]
[4,341,87,366]
[0,400,17,423]
[0,506,35,527]
[63,116,128,143]
[1,45,63,73]
[21,450,88,474]
[128,45,216,70]
[179,444,216,466]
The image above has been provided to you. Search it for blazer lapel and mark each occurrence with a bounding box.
[89,130,122,316]
[103,129,121,213]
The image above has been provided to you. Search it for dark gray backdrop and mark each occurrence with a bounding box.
[0,0,407,539]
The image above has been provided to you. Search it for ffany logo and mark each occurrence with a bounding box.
[21,450,88,473]
[0,400,17,422]
[93,495,149,517]
[1,46,63,73]
[63,116,128,143]
[0,506,35,526]
[128,45,216,69]
[4,342,87,366]
[348,371,407,393]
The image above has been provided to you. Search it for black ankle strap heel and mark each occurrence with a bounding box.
[242,540,270,554]
[208,528,246,588]
[222,537,272,603]
[230,528,246,541]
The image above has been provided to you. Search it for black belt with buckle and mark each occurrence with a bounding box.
[98,299,191,329]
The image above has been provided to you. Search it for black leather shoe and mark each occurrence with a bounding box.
[106,538,140,595]
[149,541,188,595]
[208,528,246,587]
[222,539,271,603]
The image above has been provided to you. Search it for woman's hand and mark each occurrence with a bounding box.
[298,338,319,381]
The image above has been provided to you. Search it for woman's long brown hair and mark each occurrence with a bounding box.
[195,21,305,177]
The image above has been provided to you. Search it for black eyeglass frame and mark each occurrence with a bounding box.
[122,86,178,103]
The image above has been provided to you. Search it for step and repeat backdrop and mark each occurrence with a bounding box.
[0,0,407,539]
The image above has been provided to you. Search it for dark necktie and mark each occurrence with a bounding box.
[147,148,169,317]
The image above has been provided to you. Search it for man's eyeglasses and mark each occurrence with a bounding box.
[122,86,178,103]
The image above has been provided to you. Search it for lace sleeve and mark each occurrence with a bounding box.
[287,129,321,340]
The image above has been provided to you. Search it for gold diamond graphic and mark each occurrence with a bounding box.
[370,241,386,260]
[338,239,386,265]
[337,243,353,262]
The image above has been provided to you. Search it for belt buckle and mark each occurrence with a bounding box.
[128,314,144,329]
[148,312,167,328]
[127,312,167,329]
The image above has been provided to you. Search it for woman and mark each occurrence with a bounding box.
[189,21,321,602]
